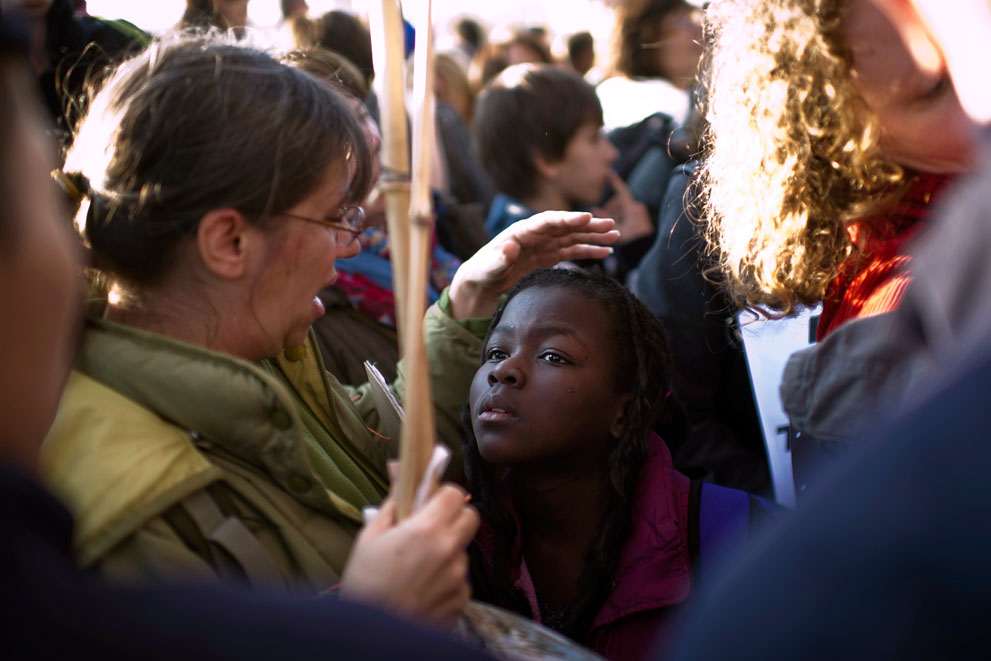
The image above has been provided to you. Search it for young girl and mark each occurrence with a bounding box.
[464,268,774,660]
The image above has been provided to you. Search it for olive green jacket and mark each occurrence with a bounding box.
[40,297,488,594]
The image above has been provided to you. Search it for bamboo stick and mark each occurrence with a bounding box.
[368,0,410,349]
[394,0,438,521]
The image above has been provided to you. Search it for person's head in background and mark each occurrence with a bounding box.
[0,19,80,471]
[180,0,250,32]
[613,0,702,90]
[702,0,982,316]
[61,34,372,362]
[280,0,307,21]
[313,11,374,89]
[434,52,474,124]
[503,29,552,66]
[474,64,617,214]
[284,47,382,220]
[567,31,595,77]
[454,16,486,59]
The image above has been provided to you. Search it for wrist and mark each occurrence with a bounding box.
[448,278,501,320]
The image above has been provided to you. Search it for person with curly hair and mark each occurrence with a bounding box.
[702,0,972,334]
[702,0,980,473]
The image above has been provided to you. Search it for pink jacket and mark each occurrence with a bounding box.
[472,433,693,661]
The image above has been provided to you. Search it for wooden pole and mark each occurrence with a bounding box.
[393,0,438,521]
[368,0,410,350]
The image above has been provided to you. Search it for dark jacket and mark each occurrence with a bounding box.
[634,163,768,492]
[35,0,148,139]
[667,353,991,661]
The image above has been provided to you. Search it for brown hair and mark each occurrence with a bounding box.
[614,0,690,79]
[473,64,602,201]
[282,46,368,100]
[434,52,474,123]
[314,11,374,87]
[179,0,227,31]
[700,0,905,315]
[62,33,371,290]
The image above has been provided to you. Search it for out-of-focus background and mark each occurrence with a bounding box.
[82,0,686,67]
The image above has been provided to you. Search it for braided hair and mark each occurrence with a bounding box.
[464,267,682,642]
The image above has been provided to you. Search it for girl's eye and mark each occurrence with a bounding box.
[485,347,508,361]
[540,351,570,365]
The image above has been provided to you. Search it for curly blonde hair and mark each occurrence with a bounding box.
[700,0,906,315]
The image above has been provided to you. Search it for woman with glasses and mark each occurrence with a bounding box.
[41,34,617,626]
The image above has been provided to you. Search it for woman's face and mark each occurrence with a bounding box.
[469,286,627,473]
[655,5,703,89]
[246,159,358,359]
[843,0,977,173]
[0,64,80,469]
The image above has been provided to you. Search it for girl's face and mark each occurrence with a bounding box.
[469,286,630,473]
[0,63,80,469]
[843,0,977,173]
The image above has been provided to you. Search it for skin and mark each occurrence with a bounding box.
[469,286,630,604]
[0,61,80,471]
[470,286,628,471]
[656,4,703,90]
[527,122,651,246]
[843,0,977,173]
[870,0,991,124]
[529,122,619,212]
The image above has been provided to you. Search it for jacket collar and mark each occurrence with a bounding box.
[76,318,358,518]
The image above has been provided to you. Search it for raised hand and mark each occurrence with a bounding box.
[448,210,619,319]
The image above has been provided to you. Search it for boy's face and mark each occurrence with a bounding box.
[552,122,618,208]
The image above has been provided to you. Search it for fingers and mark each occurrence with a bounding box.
[606,168,632,198]
[360,498,396,536]
[511,211,616,237]
[556,244,616,262]
[418,555,472,626]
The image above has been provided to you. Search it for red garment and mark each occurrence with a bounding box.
[472,433,692,661]
[817,172,955,340]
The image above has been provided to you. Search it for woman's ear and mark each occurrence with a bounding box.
[195,208,258,280]
[610,393,634,439]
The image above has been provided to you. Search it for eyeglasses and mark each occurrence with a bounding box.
[282,205,366,246]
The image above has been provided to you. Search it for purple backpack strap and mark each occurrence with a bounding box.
[688,480,780,581]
